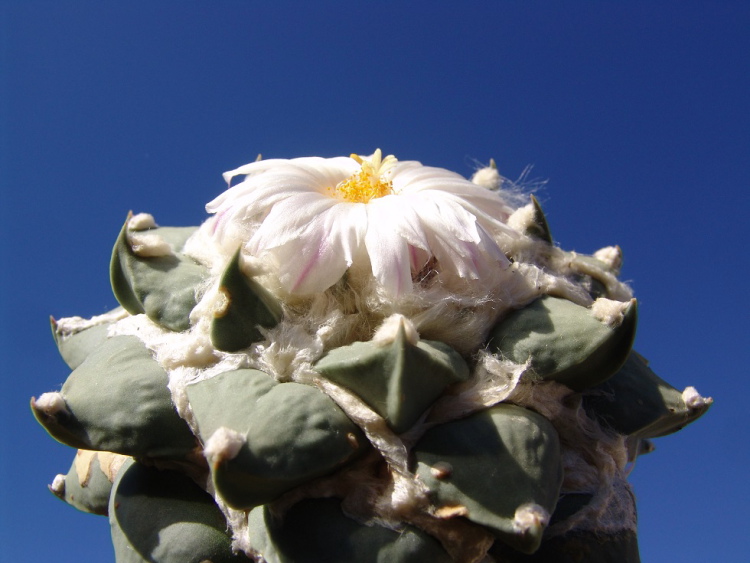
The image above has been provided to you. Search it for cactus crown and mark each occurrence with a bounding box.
[33,151,711,563]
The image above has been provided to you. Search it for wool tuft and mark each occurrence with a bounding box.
[34,392,68,415]
[49,474,66,495]
[203,427,246,465]
[128,212,157,230]
[683,386,713,409]
[127,231,173,257]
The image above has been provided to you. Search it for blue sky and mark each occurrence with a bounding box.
[2,2,748,561]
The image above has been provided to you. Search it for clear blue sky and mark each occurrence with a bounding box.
[2,2,748,561]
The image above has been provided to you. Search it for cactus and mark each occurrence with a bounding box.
[33,151,711,562]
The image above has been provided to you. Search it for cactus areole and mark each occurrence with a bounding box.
[34,151,712,563]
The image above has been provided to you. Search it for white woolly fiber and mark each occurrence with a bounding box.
[513,503,549,534]
[470,166,502,190]
[591,297,631,327]
[593,245,623,272]
[683,386,713,409]
[203,427,246,465]
[54,308,128,336]
[372,314,419,346]
[561,253,633,302]
[128,232,173,257]
[109,313,218,371]
[35,392,68,415]
[49,474,66,495]
[128,212,157,230]
[506,202,537,234]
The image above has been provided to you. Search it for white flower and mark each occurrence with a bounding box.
[205,150,518,297]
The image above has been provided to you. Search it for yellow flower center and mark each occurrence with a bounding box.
[332,149,397,203]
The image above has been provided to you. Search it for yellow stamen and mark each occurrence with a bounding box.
[332,149,397,203]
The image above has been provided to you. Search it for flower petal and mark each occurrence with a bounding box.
[365,204,413,298]
[249,193,339,253]
[271,235,350,294]
[206,152,520,297]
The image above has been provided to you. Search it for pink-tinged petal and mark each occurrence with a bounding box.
[425,228,481,280]
[409,245,432,273]
[270,231,350,295]
[298,157,359,190]
[449,193,518,235]
[221,158,294,185]
[393,164,516,223]
[475,223,511,268]
[406,193,481,245]
[412,202,498,280]
[209,157,356,214]
[207,160,359,248]
[207,174,314,220]
[364,204,413,298]
[249,193,338,253]
[366,196,430,251]
[253,200,368,294]
[322,202,367,266]
[391,163,466,187]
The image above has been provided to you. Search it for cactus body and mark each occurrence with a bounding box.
[34,152,711,562]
